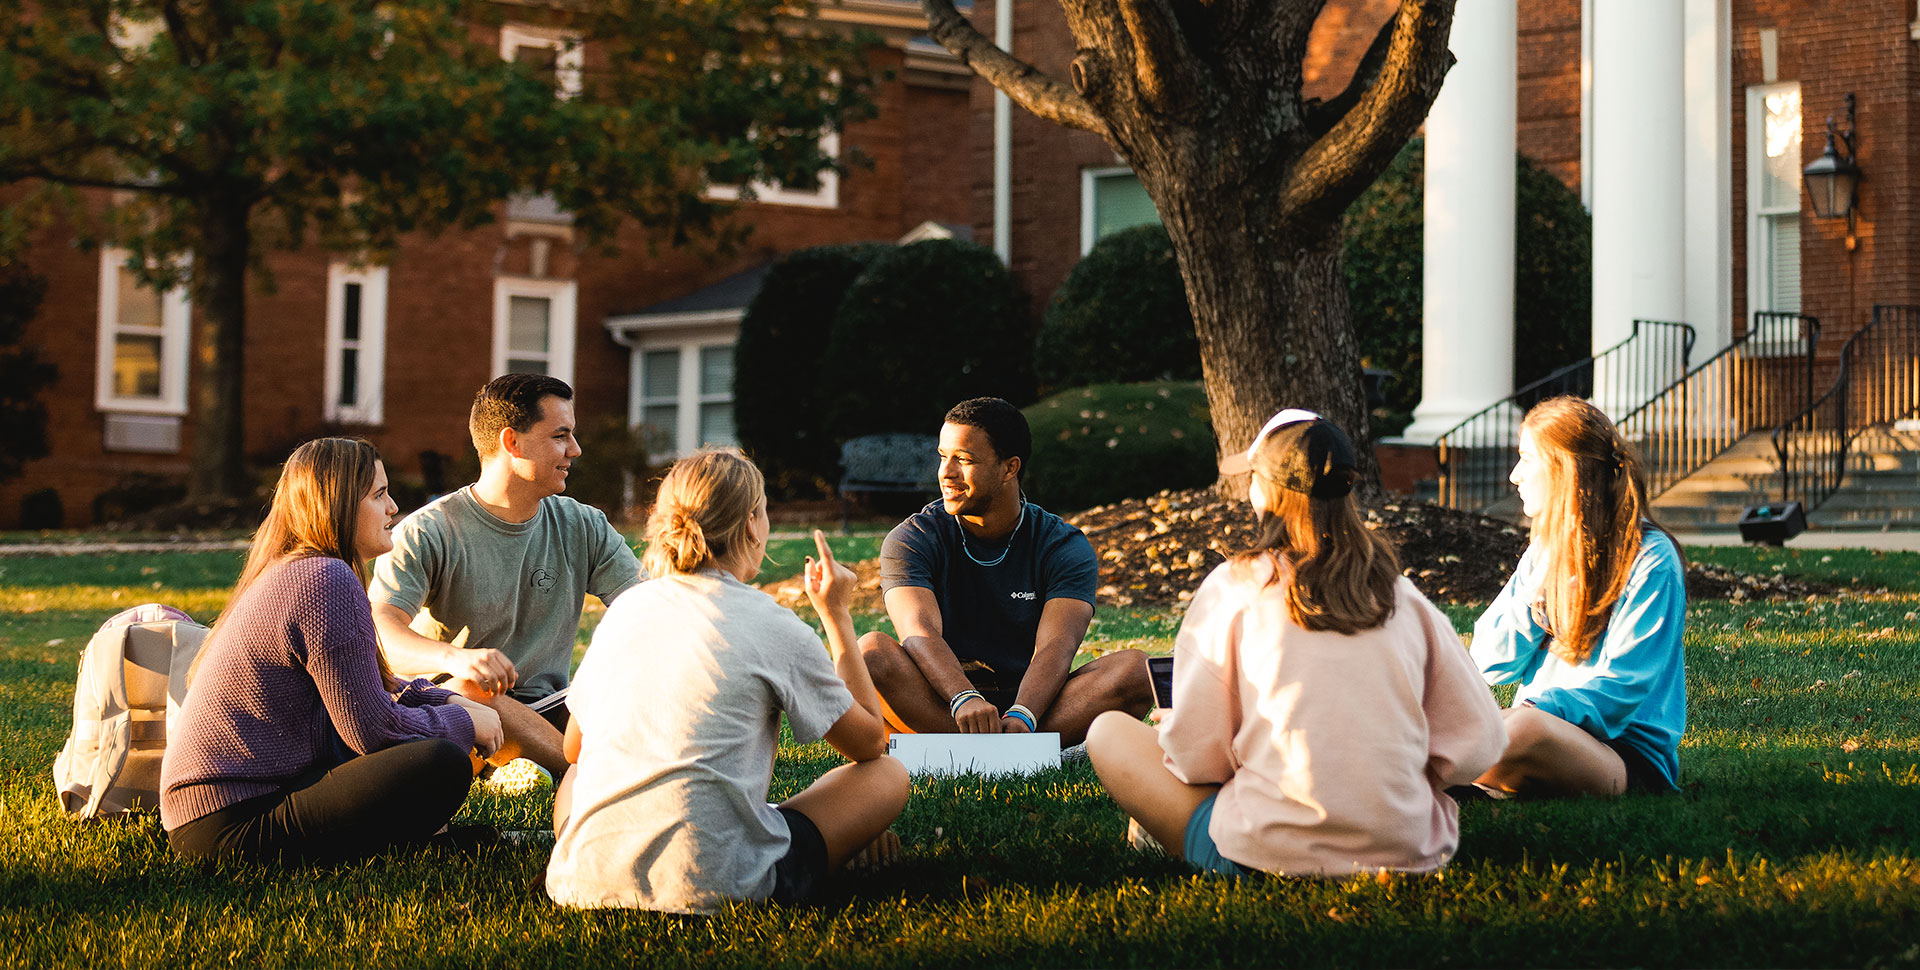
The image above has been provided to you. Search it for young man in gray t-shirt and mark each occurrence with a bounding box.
[370,374,642,775]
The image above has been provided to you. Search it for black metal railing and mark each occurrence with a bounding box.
[1773,304,1920,510]
[1617,311,1819,497]
[1434,320,1694,511]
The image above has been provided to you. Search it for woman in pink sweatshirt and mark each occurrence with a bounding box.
[1087,410,1507,876]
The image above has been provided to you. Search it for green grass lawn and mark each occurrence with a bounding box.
[2,543,1917,967]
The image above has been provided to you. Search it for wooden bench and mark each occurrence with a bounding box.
[837,433,938,532]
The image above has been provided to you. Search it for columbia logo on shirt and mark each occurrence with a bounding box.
[1009,591,1037,601]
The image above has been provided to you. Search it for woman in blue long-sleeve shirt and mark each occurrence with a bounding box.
[1469,396,1686,798]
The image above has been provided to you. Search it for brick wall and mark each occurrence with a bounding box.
[0,44,970,527]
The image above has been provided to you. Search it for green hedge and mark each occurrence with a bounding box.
[734,243,892,497]
[1035,224,1199,393]
[1022,381,1217,513]
[819,239,1035,441]
[1343,139,1591,434]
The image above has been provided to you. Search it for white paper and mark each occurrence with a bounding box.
[886,732,1062,776]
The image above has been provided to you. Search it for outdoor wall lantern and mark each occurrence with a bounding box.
[1802,92,1861,248]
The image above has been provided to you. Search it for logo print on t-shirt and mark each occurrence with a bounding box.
[1010,590,1037,601]
[530,567,557,592]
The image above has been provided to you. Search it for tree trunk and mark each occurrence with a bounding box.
[186,200,251,505]
[1157,204,1377,502]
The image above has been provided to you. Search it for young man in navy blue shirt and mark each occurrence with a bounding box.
[861,398,1153,746]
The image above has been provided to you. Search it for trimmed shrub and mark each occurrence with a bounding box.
[1343,138,1591,434]
[565,413,658,523]
[735,243,892,497]
[819,239,1035,442]
[1035,225,1199,392]
[1022,381,1217,513]
[19,487,62,530]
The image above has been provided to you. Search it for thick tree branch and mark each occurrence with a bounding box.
[920,0,1105,134]
[0,165,192,197]
[1113,0,1204,114]
[1281,0,1456,225]
[1302,10,1396,137]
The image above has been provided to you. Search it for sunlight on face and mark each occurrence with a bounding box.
[1511,427,1548,520]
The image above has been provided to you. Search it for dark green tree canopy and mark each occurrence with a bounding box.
[0,258,55,483]
[0,0,874,501]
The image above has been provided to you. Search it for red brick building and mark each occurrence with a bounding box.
[0,0,972,527]
[967,0,1920,445]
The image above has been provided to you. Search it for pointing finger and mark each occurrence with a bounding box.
[812,528,834,564]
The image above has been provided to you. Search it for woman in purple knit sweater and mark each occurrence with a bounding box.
[161,438,503,863]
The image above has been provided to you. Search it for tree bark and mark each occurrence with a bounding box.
[186,198,251,505]
[925,0,1452,503]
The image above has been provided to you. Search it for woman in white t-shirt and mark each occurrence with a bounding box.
[545,449,908,913]
[1086,411,1507,876]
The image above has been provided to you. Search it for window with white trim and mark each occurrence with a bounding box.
[500,23,582,98]
[705,128,841,209]
[493,277,577,385]
[324,263,388,424]
[637,341,736,456]
[1747,82,1802,316]
[1080,166,1161,254]
[95,248,190,415]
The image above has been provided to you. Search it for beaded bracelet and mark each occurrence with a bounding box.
[949,689,986,719]
[1002,704,1036,732]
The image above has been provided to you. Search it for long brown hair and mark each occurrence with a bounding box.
[1238,479,1401,635]
[643,448,765,577]
[225,437,396,683]
[1522,396,1680,664]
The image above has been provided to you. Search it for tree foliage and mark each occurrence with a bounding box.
[1344,138,1591,433]
[0,258,55,483]
[1036,224,1198,393]
[818,239,1034,442]
[922,0,1458,497]
[0,0,874,502]
[734,243,892,498]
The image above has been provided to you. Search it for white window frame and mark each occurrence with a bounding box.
[1746,81,1802,321]
[705,128,841,210]
[492,277,577,385]
[324,262,389,425]
[94,247,190,415]
[1080,165,1162,254]
[629,330,739,458]
[500,23,582,98]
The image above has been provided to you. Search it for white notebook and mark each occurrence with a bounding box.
[886,732,1062,776]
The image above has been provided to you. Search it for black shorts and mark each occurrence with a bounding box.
[1602,736,1676,794]
[770,806,830,905]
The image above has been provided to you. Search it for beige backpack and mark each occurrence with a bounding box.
[52,604,210,819]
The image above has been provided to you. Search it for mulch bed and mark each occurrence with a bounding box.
[765,488,1840,614]
[1061,488,1839,610]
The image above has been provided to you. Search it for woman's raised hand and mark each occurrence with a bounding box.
[803,529,856,615]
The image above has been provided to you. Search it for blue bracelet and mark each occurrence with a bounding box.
[1003,705,1036,732]
[949,689,985,718]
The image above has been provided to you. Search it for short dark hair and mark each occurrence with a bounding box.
[470,373,574,459]
[944,397,1030,473]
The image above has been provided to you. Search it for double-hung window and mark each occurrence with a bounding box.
[95,248,189,416]
[325,263,388,424]
[1747,82,1802,318]
[637,342,736,456]
[493,277,577,384]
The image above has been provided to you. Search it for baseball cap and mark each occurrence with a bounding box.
[1217,408,1358,499]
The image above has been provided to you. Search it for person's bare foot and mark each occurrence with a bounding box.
[844,830,902,871]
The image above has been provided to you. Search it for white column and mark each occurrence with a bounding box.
[1683,0,1733,355]
[1589,0,1686,353]
[1398,0,1518,444]
[992,0,1012,263]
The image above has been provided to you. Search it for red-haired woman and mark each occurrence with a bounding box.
[1468,395,1687,798]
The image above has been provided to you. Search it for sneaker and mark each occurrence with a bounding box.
[1126,817,1166,855]
[428,824,501,853]
[1444,783,1504,804]
[1060,742,1090,765]
[500,829,556,847]
[481,758,554,796]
